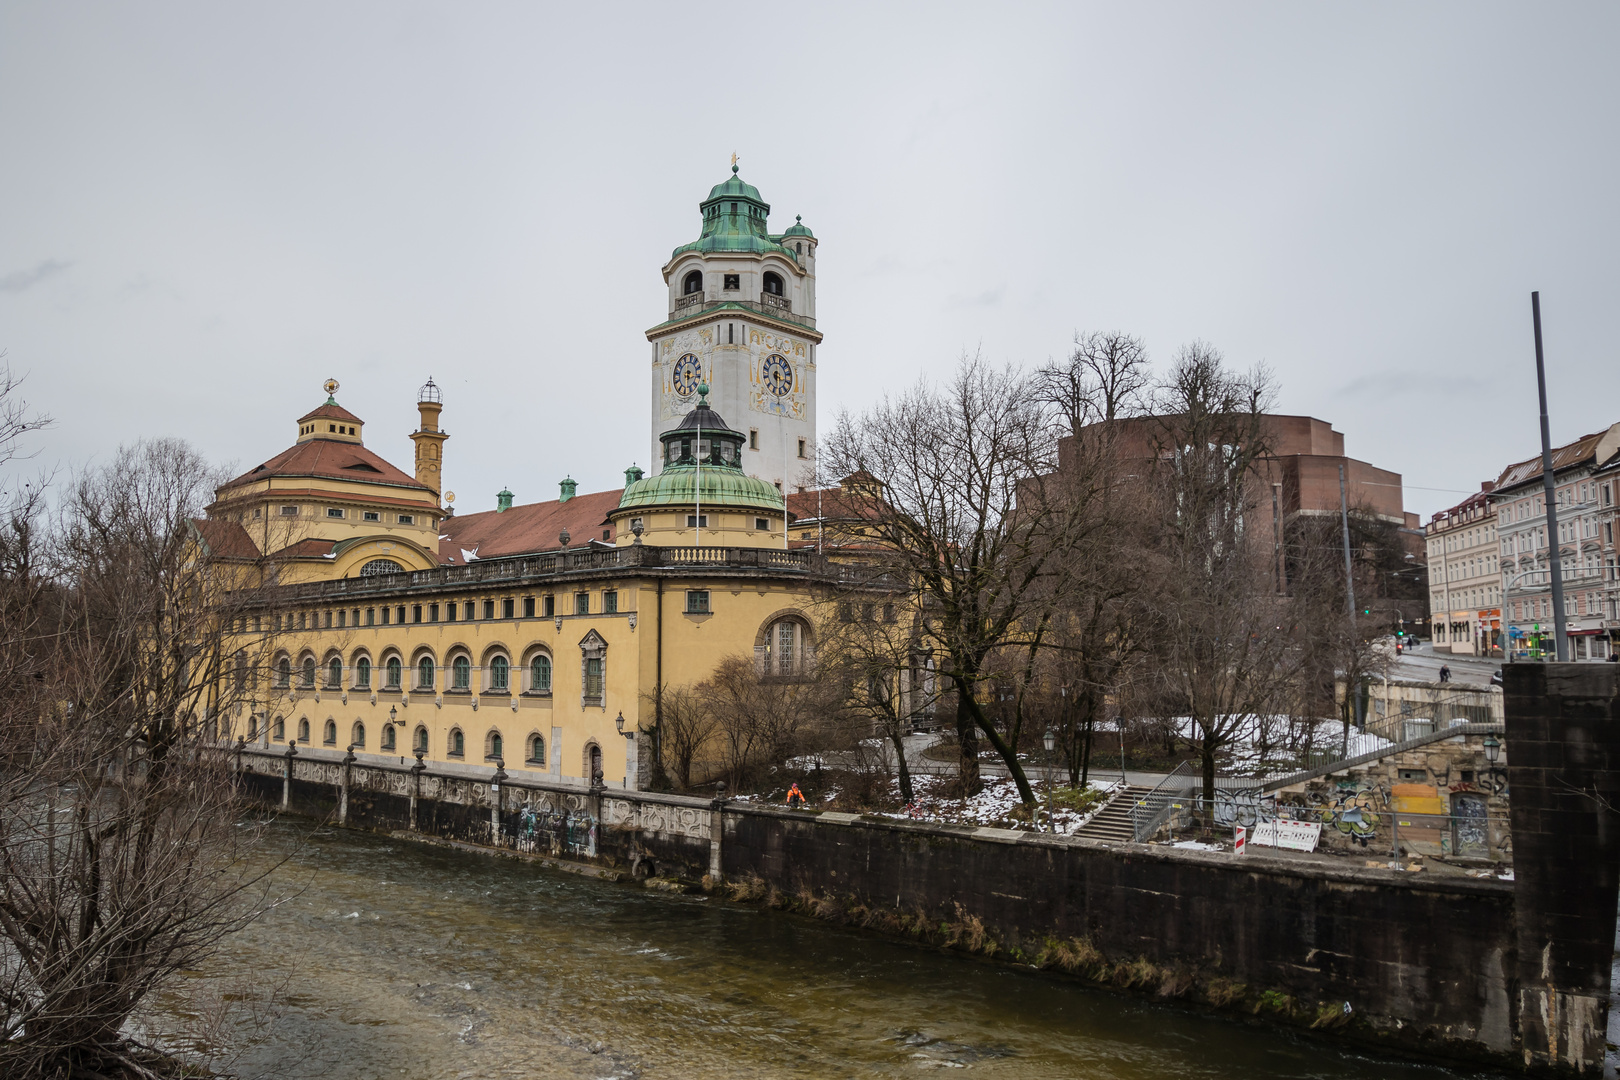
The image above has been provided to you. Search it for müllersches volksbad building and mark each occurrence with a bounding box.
[196,167,836,790]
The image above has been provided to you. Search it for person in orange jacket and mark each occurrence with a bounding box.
[785,782,807,809]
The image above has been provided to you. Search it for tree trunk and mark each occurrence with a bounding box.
[1201,735,1218,830]
[889,727,914,803]
[954,688,982,795]
[964,691,1038,805]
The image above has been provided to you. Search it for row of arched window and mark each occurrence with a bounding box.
[273,648,554,695]
[258,713,553,766]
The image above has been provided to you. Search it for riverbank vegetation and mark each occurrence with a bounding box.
[0,387,284,1080]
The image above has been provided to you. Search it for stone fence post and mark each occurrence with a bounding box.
[1504,663,1620,1075]
[490,760,507,845]
[410,750,425,831]
[281,740,297,810]
[339,745,356,825]
[708,781,728,882]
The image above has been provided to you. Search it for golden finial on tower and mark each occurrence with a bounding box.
[323,377,340,402]
[730,151,739,174]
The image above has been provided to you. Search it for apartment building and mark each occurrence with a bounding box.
[1425,484,1501,655]
[1491,422,1620,661]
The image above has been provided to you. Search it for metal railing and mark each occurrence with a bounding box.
[268,545,826,603]
[1129,761,1196,842]
[759,291,791,315]
[662,297,817,331]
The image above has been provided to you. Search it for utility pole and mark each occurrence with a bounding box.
[1339,463,1356,618]
[1340,462,1362,734]
[1532,292,1568,661]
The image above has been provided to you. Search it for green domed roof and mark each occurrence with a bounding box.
[671,166,801,261]
[706,171,763,202]
[616,390,785,516]
[780,214,814,239]
[617,467,785,515]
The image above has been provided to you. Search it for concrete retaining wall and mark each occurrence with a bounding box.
[232,745,1528,1069]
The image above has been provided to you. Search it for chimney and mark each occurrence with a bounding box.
[496,487,513,513]
[559,476,577,503]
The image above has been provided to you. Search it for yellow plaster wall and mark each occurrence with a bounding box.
[224,571,819,787]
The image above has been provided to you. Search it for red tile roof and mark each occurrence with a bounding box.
[437,489,625,563]
[217,438,432,495]
[272,537,338,560]
[188,518,260,559]
[298,401,363,424]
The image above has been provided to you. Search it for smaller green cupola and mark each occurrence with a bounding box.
[496,487,514,512]
[615,386,785,520]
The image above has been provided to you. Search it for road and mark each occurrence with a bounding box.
[1390,642,1501,686]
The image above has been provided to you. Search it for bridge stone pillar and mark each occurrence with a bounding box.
[1503,663,1620,1075]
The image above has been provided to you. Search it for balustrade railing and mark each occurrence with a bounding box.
[270,544,821,602]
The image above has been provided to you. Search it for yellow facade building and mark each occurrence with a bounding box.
[200,170,839,790]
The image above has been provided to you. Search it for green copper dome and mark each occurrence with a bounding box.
[671,166,801,261]
[780,214,814,240]
[616,392,785,516]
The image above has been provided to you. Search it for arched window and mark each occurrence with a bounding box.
[486,730,503,761]
[449,728,465,757]
[417,656,435,690]
[587,741,603,783]
[530,654,552,693]
[273,716,285,740]
[247,714,259,738]
[381,724,395,751]
[351,721,366,748]
[298,718,310,742]
[301,657,316,687]
[767,619,808,676]
[414,725,428,753]
[355,657,371,687]
[275,656,291,688]
[385,657,402,689]
[323,719,337,746]
[682,269,703,295]
[762,270,784,296]
[360,559,402,577]
[528,733,546,764]
[327,657,342,687]
[489,656,509,692]
[452,655,471,690]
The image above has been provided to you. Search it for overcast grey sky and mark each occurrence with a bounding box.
[2,2,1616,523]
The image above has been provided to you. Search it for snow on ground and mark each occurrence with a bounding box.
[860,773,1123,835]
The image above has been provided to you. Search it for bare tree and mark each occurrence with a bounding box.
[1142,344,1298,814]
[646,681,716,792]
[702,654,837,791]
[0,438,285,1079]
[822,354,1095,803]
[1035,331,1151,435]
[812,575,935,803]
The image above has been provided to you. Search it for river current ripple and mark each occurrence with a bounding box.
[166,822,1496,1079]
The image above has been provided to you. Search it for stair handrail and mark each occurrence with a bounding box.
[1128,761,1197,843]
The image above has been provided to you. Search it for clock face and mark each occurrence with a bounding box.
[672,354,702,398]
[762,353,794,397]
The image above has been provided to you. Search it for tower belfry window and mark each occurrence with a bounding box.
[763,271,783,296]
[683,270,702,295]
[723,275,740,291]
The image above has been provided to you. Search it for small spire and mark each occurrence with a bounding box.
[323,377,340,405]
[796,215,802,224]
[697,382,710,405]
[730,151,739,175]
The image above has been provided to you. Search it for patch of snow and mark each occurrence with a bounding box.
[461,548,479,562]
[1170,840,1221,851]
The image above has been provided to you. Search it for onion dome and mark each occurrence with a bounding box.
[780,214,814,240]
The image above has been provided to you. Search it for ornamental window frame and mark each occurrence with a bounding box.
[579,629,608,709]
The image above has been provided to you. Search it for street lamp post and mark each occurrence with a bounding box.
[1042,727,1056,834]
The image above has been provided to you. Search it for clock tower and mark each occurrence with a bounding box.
[647,165,820,493]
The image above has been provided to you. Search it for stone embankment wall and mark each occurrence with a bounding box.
[234,745,1527,1069]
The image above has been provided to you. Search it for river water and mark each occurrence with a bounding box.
[173,822,1497,1080]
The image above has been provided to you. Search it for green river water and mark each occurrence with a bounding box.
[170,822,1498,1080]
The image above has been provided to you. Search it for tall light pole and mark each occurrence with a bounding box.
[1532,292,1568,661]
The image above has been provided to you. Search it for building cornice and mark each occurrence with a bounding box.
[645,302,823,344]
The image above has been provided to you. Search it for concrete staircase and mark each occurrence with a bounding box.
[1073,785,1151,844]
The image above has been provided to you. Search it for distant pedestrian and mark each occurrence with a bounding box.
[1438,664,1452,683]
[785,783,808,809]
